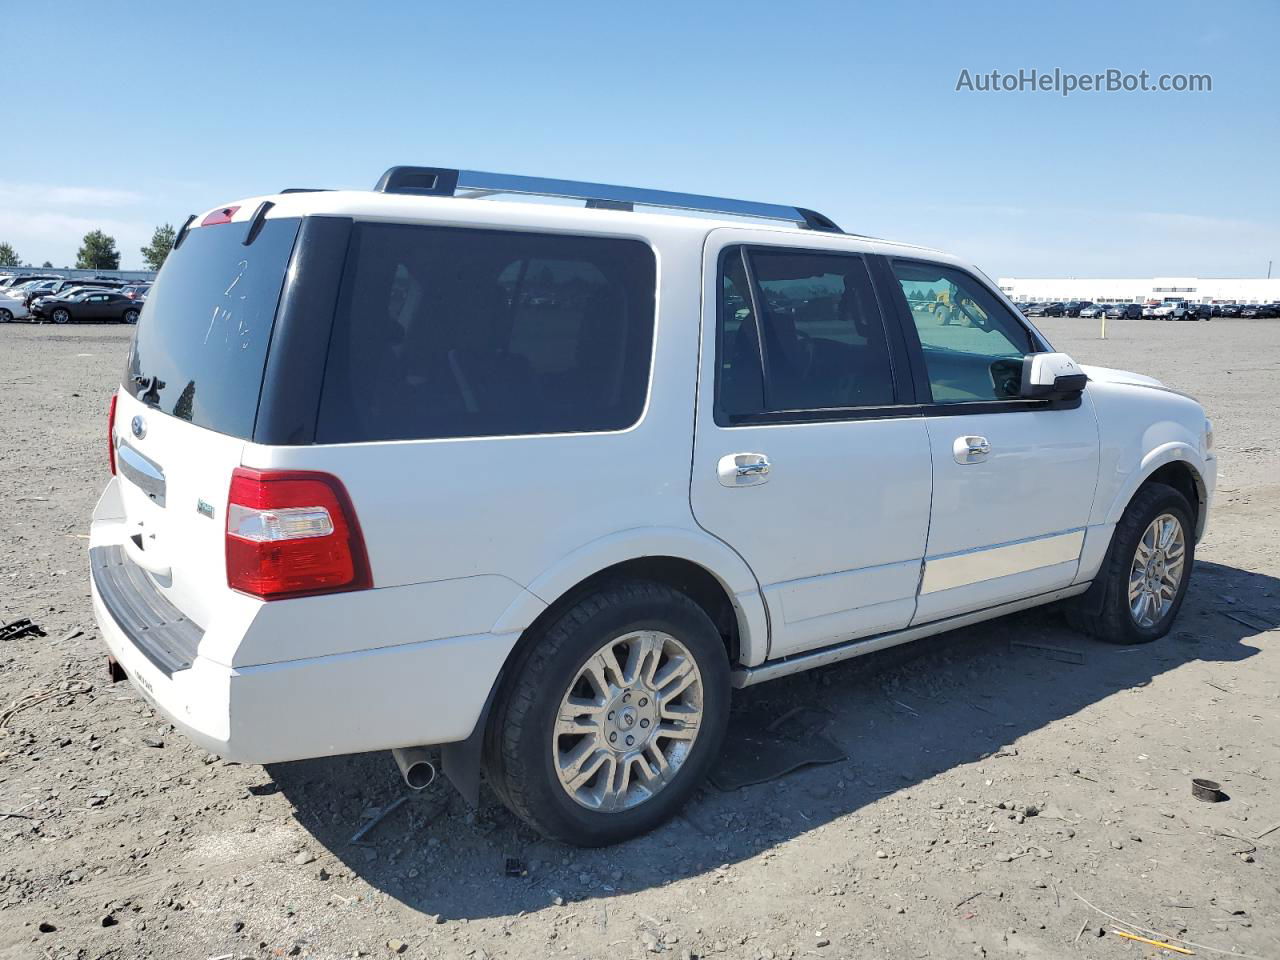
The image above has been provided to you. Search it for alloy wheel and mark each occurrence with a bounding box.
[1128,512,1186,628]
[553,630,703,812]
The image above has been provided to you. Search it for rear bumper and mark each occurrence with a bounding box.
[89,511,518,764]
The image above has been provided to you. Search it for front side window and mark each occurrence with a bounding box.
[891,260,1036,403]
[716,247,896,421]
[316,224,656,442]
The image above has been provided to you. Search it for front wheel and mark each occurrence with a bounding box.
[486,581,730,845]
[0,308,12,323]
[51,308,71,325]
[1068,482,1194,644]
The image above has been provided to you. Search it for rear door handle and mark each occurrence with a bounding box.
[953,436,991,464]
[718,452,771,487]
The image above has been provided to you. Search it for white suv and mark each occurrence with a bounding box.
[91,167,1215,845]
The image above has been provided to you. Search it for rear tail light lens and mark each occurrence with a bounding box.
[107,394,118,475]
[226,468,372,600]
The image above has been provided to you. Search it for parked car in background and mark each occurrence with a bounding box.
[30,290,142,324]
[0,273,58,292]
[1183,304,1213,321]
[1063,300,1094,317]
[1105,303,1142,320]
[1078,304,1106,318]
[6,280,51,304]
[1153,301,1188,319]
[121,283,152,300]
[0,291,30,323]
[1027,301,1065,316]
[20,279,64,306]
[30,285,112,311]
[1242,303,1280,318]
[1217,303,1242,318]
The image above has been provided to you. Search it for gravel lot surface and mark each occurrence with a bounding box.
[1,317,1277,960]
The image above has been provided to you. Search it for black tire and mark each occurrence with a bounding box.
[51,308,71,325]
[1067,482,1195,644]
[0,308,12,323]
[122,308,139,325]
[485,580,730,846]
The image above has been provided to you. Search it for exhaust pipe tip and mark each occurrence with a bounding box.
[391,747,437,791]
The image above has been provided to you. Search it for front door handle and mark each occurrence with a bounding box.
[953,435,991,464]
[718,452,771,487]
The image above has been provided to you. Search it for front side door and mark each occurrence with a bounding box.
[882,258,1100,623]
[691,233,933,661]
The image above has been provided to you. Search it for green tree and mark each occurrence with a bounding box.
[76,230,121,270]
[0,242,20,267]
[140,223,176,271]
[41,260,53,268]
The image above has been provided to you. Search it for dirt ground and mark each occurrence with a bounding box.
[1,316,1277,960]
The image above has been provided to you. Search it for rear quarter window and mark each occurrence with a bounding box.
[316,223,656,442]
[124,218,301,437]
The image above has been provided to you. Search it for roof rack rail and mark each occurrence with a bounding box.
[372,166,843,233]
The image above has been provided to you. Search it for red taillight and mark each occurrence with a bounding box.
[201,205,240,226]
[226,468,371,600]
[107,394,118,475]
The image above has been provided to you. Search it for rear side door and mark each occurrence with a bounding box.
[691,233,933,660]
[880,258,1100,623]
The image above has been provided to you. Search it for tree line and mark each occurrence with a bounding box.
[0,225,177,272]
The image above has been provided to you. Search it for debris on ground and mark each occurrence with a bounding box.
[0,618,46,642]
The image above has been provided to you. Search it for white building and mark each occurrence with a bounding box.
[995,276,1280,305]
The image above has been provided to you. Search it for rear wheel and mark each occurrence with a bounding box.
[51,308,71,325]
[486,580,730,845]
[122,308,139,325]
[1068,482,1194,644]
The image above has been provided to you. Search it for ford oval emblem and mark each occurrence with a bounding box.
[131,415,146,439]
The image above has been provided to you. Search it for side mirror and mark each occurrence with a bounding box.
[1020,352,1088,400]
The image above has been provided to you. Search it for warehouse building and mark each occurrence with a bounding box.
[996,276,1280,304]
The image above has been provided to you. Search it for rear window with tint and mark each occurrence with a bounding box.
[316,223,656,442]
[124,218,300,438]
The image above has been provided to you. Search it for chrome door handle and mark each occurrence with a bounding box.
[953,435,991,464]
[718,452,771,487]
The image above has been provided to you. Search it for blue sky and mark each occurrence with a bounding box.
[5,0,1277,276]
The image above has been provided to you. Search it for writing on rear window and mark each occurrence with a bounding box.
[125,219,300,438]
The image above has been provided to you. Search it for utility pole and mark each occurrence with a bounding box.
[1268,260,1273,279]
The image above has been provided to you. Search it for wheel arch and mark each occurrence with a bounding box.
[491,527,769,669]
[1106,443,1209,540]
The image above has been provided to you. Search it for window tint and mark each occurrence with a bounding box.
[716,251,764,417]
[316,223,656,442]
[125,217,301,438]
[892,260,1035,403]
[716,247,895,420]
